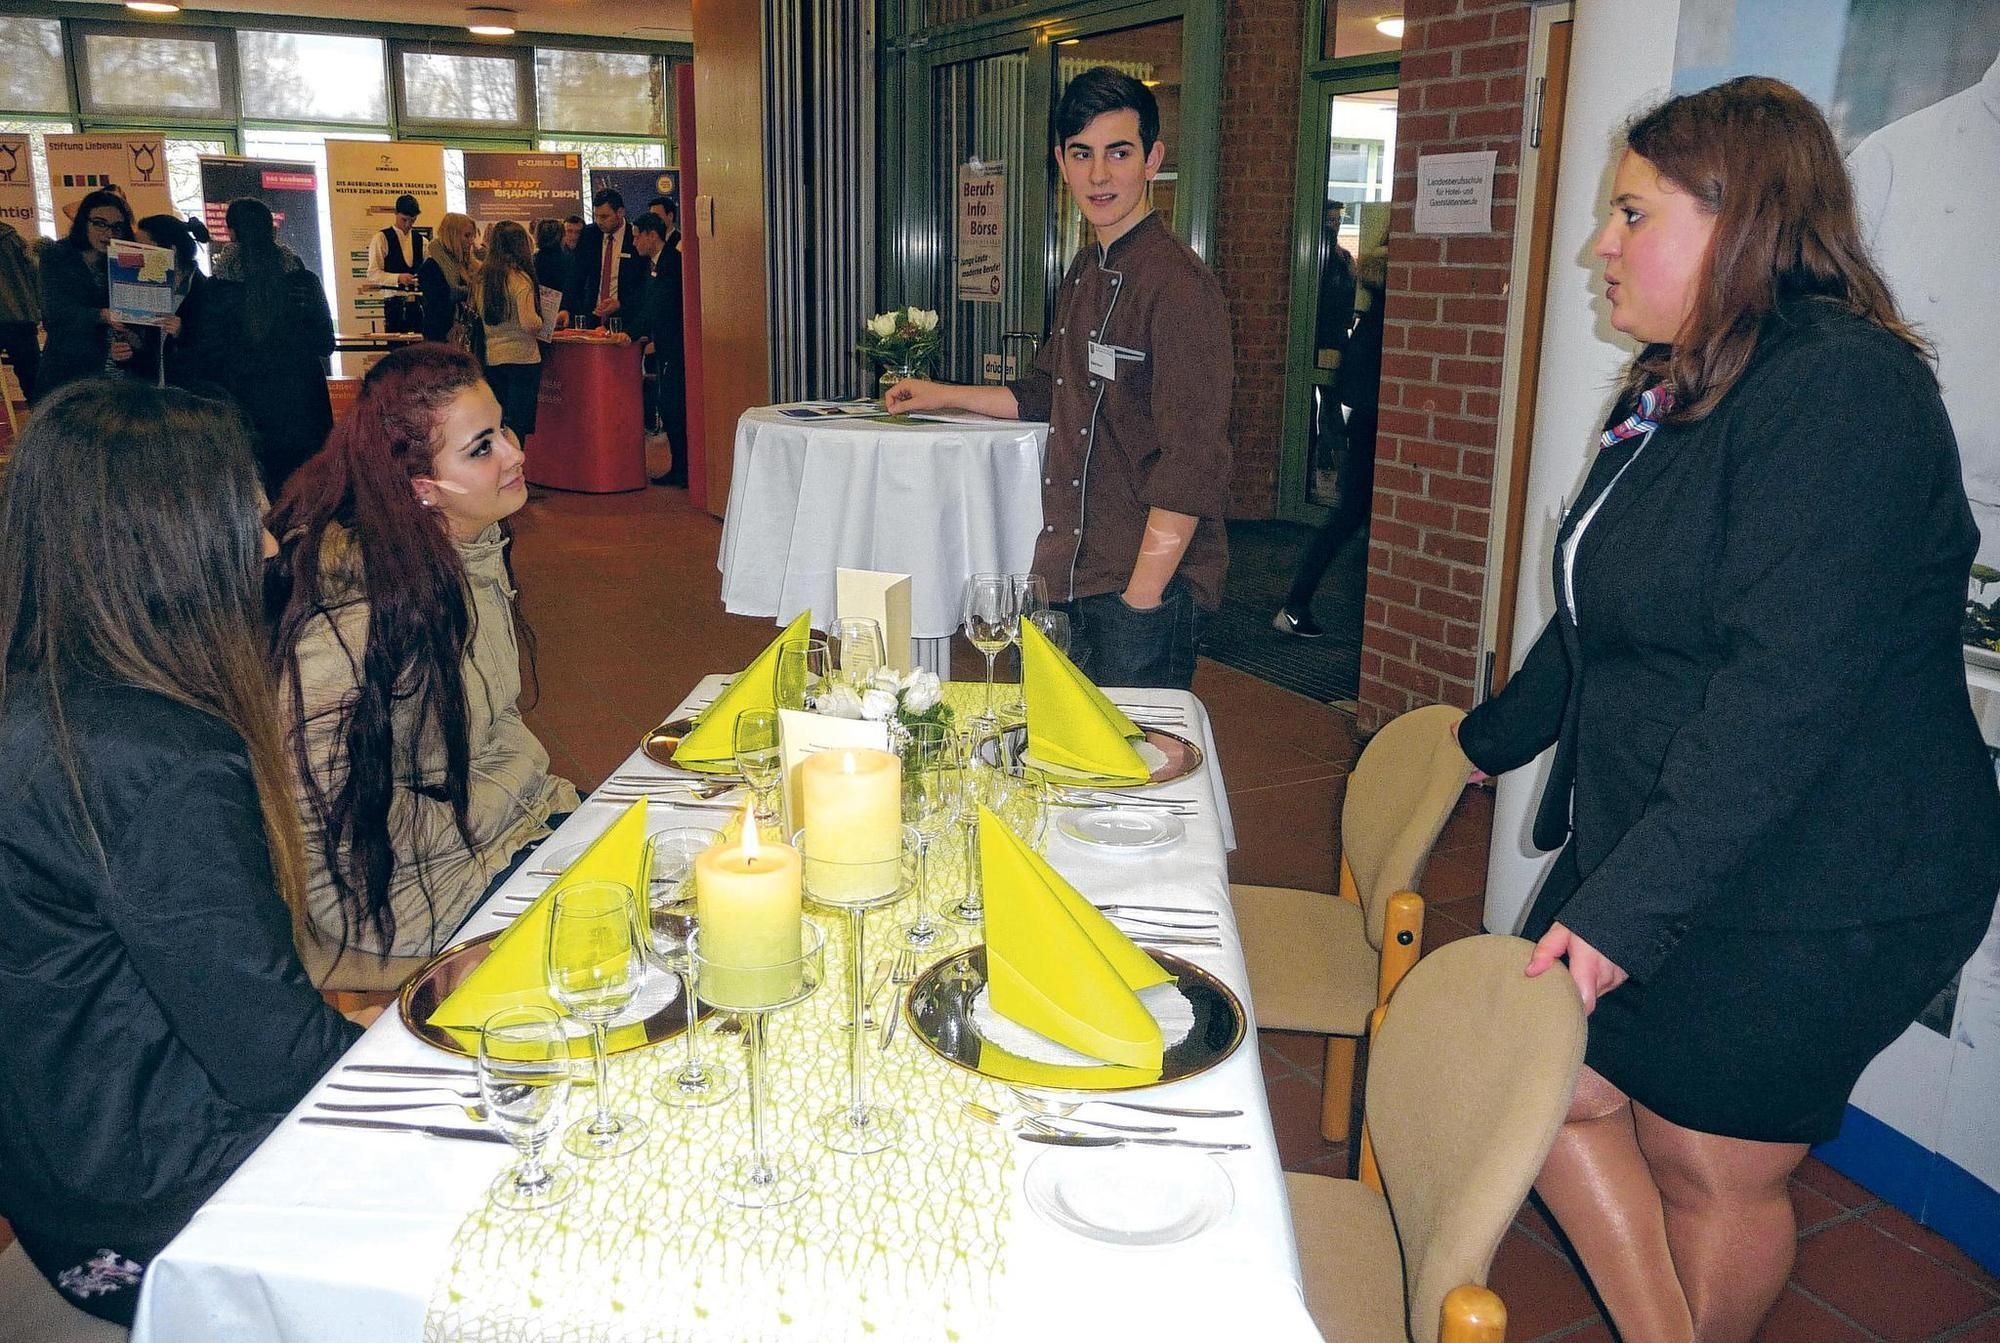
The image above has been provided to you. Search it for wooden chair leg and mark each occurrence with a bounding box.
[1320,1034,1357,1144]
[1440,1284,1507,1343]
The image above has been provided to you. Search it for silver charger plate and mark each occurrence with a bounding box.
[904,946,1245,1092]
[976,722,1203,789]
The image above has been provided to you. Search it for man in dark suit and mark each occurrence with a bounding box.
[562,188,646,330]
[628,212,687,487]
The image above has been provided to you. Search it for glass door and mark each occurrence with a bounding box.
[931,48,1037,384]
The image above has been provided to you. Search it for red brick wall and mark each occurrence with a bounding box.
[1211,0,1305,518]
[1356,0,1532,731]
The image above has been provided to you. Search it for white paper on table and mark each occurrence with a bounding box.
[776,709,890,834]
[902,409,1038,426]
[837,567,914,674]
[536,286,563,341]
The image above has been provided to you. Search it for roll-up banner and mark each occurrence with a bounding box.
[463,151,584,232]
[0,134,35,235]
[197,156,324,279]
[325,139,446,332]
[46,134,173,222]
[586,167,679,217]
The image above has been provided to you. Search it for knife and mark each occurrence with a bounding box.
[1017,1132,1250,1152]
[316,1100,478,1116]
[340,1064,476,1078]
[299,1115,508,1144]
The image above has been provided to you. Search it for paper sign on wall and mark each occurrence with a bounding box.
[837,568,914,674]
[957,159,1005,304]
[1414,150,1497,235]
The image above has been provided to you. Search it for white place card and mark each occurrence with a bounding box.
[837,568,914,674]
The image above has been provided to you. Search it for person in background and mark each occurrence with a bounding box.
[532,216,573,321]
[196,198,336,494]
[561,213,584,258]
[887,67,1233,689]
[268,344,578,993]
[35,188,133,401]
[628,211,687,488]
[1458,78,2000,1343]
[0,380,359,1328]
[478,220,544,438]
[128,214,212,389]
[365,193,424,334]
[563,188,643,331]
[0,214,40,402]
[419,212,478,347]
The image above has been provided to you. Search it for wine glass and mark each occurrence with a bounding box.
[1002,574,1048,723]
[1028,608,1073,656]
[774,636,830,711]
[478,1005,576,1211]
[733,709,783,827]
[829,616,886,690]
[962,574,1018,730]
[544,880,648,1159]
[894,722,963,951]
[644,828,736,1109]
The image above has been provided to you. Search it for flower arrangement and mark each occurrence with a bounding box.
[856,306,944,380]
[816,667,953,741]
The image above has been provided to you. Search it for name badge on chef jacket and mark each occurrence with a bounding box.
[1088,340,1118,380]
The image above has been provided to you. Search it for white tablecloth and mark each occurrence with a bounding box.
[131,682,1306,1341]
[717,407,1048,670]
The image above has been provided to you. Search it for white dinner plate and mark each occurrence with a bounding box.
[1023,1146,1234,1247]
[1055,807,1186,851]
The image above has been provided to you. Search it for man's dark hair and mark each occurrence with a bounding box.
[591,187,624,211]
[393,193,420,216]
[631,212,667,239]
[563,213,584,226]
[648,195,678,220]
[1053,66,1159,152]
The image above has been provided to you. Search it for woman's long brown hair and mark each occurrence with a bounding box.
[0,379,308,935]
[1620,76,1931,420]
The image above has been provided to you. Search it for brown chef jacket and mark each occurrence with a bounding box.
[1007,211,1234,610]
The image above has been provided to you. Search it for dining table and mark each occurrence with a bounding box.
[129,679,1312,1342]
[717,406,1049,675]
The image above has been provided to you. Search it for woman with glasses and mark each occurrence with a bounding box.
[34,189,134,401]
[268,344,577,993]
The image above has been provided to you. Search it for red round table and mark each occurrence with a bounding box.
[524,336,647,493]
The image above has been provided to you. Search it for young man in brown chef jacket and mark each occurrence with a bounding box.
[886,66,1233,689]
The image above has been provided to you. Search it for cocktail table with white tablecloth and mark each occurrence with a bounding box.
[130,681,1312,1341]
[717,407,1049,674]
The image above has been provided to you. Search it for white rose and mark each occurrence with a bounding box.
[817,684,865,719]
[869,665,902,692]
[915,309,941,331]
[860,688,900,721]
[899,669,941,714]
[867,312,896,338]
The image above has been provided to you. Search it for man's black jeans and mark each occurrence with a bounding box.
[1061,575,1204,690]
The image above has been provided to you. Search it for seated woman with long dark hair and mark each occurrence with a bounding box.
[268,343,578,992]
[0,380,358,1327]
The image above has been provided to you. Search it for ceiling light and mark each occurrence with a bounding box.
[125,1,182,12]
[465,7,517,35]
[1376,16,1406,38]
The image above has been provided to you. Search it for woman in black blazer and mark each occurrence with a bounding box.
[1459,78,2000,1343]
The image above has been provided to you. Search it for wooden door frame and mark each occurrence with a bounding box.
[1477,3,1572,699]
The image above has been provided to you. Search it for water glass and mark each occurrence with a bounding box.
[774,637,830,712]
[733,709,783,826]
[895,722,964,951]
[644,829,737,1108]
[478,1006,576,1211]
[829,616,887,690]
[1028,608,1073,656]
[545,880,648,1159]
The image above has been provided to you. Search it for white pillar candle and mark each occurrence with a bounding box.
[695,811,803,1008]
[800,747,902,904]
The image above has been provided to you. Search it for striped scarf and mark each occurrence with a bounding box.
[1601,382,1675,447]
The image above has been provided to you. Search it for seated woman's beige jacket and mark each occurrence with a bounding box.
[286,521,580,991]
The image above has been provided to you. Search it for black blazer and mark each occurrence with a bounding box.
[564,221,646,323]
[1460,298,2000,981]
[628,253,684,364]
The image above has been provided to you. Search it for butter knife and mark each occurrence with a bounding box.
[1017,1132,1250,1152]
[299,1115,507,1144]
[341,1063,475,1078]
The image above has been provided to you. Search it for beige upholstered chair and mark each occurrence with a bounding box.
[0,1242,131,1342]
[1286,934,1586,1343]
[1234,702,1470,1141]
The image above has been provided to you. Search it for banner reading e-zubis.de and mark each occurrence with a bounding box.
[46,134,174,221]
[197,156,324,279]
[463,151,584,231]
[325,139,445,331]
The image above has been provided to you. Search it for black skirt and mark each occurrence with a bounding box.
[1527,847,1996,1143]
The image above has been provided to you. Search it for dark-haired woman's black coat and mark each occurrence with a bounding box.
[34,241,111,400]
[197,269,337,494]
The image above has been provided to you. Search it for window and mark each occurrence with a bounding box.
[0,17,68,115]
[239,31,387,124]
[398,47,531,129]
[80,30,231,119]
[165,137,229,225]
[535,50,663,136]
[0,119,77,240]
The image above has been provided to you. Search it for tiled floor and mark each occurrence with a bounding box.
[8,478,1996,1340]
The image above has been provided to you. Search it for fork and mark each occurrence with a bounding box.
[879,948,922,1050]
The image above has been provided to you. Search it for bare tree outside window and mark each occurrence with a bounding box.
[0,18,68,114]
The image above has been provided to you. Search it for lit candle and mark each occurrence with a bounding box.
[695,806,804,1008]
[800,747,902,905]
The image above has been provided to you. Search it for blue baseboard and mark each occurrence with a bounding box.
[1812,1105,2000,1277]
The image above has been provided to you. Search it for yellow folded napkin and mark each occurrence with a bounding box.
[1018,617,1149,783]
[672,609,813,770]
[980,806,1172,1070]
[428,800,651,1055]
